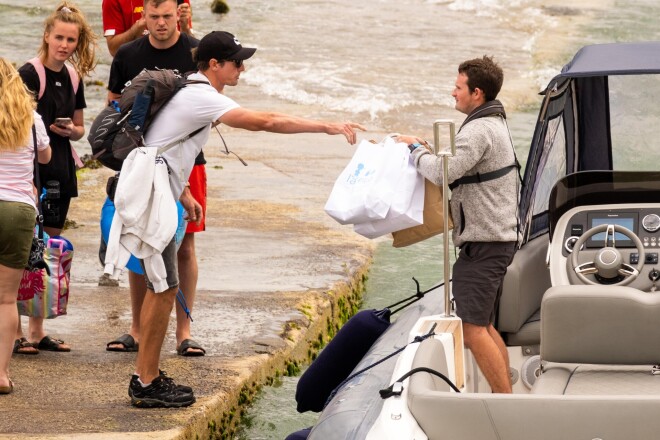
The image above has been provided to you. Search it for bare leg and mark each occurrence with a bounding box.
[107,270,146,350]
[175,233,200,352]
[463,322,512,393]
[487,324,511,387]
[27,316,47,342]
[0,264,22,388]
[128,271,147,340]
[135,286,177,384]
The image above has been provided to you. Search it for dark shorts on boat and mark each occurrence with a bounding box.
[451,241,517,326]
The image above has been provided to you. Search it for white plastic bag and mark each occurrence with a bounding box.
[324,138,408,225]
[353,155,424,239]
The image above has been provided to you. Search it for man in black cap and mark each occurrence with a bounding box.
[127,30,365,408]
[104,0,208,360]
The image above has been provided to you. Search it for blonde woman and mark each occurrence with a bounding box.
[0,58,52,394]
[14,1,97,354]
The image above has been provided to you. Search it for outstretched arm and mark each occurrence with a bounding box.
[219,107,366,145]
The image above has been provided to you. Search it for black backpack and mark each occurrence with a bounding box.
[88,69,206,171]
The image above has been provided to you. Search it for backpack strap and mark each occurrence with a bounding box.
[27,57,79,100]
[28,57,83,169]
[449,113,524,192]
[27,57,46,100]
[154,125,208,155]
[448,163,519,191]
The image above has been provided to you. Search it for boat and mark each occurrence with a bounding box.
[290,41,660,440]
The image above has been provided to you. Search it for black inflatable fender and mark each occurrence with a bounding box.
[295,308,391,413]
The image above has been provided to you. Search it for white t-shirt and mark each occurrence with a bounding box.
[0,112,50,211]
[145,72,240,198]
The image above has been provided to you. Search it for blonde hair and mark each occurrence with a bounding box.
[0,58,35,151]
[39,1,97,78]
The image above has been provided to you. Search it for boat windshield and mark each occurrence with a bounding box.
[609,75,660,170]
[523,73,660,242]
[548,170,660,238]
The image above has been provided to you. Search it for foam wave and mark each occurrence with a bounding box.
[242,62,422,120]
[446,0,526,16]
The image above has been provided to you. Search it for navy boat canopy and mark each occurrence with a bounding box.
[518,41,660,243]
[560,41,660,78]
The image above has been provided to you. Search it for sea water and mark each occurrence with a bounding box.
[1,1,658,438]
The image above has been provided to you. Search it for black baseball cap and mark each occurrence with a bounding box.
[197,31,256,62]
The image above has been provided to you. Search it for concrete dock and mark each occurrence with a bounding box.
[0,130,375,439]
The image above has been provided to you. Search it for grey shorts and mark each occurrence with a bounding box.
[451,241,517,326]
[139,238,179,292]
[0,201,35,269]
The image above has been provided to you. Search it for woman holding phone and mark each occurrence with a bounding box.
[14,1,97,354]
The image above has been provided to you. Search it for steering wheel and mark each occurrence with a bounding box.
[569,224,644,286]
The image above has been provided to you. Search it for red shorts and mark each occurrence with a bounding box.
[186,164,207,233]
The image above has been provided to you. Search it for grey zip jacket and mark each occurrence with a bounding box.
[412,114,519,247]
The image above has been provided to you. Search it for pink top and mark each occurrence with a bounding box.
[0,112,50,211]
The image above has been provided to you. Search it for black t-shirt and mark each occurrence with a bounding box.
[109,33,206,165]
[19,63,86,198]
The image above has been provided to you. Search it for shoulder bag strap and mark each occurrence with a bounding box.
[32,124,44,241]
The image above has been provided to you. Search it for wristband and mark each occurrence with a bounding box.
[408,143,422,153]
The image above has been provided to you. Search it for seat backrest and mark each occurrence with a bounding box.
[408,338,451,394]
[408,391,660,440]
[541,285,660,365]
[498,235,551,334]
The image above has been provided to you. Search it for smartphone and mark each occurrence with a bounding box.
[54,117,72,127]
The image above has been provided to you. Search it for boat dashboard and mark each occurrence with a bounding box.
[549,203,660,291]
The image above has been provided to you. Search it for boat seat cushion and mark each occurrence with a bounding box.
[406,303,660,440]
[498,235,550,334]
[503,308,540,346]
[532,364,660,395]
[407,391,660,440]
[532,285,660,397]
[541,285,660,365]
[408,338,451,393]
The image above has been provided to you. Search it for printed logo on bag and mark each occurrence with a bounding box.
[17,271,45,301]
[346,163,376,185]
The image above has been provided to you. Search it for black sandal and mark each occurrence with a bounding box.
[36,335,71,352]
[176,339,206,357]
[106,334,139,352]
[13,337,38,355]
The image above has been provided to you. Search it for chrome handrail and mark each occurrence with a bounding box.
[433,120,456,317]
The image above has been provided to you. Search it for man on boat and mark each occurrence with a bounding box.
[398,55,519,393]
[124,30,365,408]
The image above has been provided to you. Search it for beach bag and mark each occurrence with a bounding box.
[392,179,454,247]
[353,155,424,239]
[324,138,408,224]
[17,237,73,318]
[87,69,206,171]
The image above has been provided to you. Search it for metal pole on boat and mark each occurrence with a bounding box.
[434,120,456,317]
